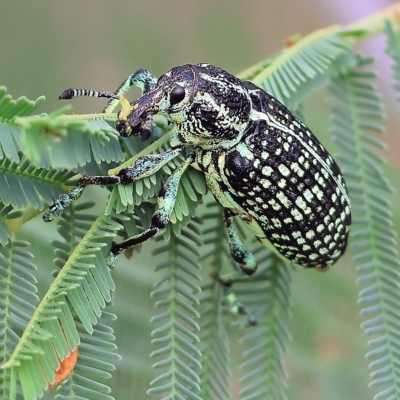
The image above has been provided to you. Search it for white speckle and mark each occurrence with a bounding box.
[302,244,311,251]
[284,217,293,224]
[324,235,331,244]
[275,148,282,156]
[278,179,286,188]
[303,189,314,203]
[295,197,307,210]
[306,230,315,239]
[297,237,306,245]
[283,142,290,152]
[260,178,271,188]
[321,168,329,179]
[276,191,291,208]
[291,208,303,221]
[261,151,269,160]
[262,166,273,176]
[278,164,290,177]
[317,224,325,232]
[271,218,282,228]
[291,162,304,177]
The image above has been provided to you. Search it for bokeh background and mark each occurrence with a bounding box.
[1,1,400,399]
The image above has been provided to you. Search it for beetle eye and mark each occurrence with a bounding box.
[170,85,185,106]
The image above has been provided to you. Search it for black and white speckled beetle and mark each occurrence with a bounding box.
[45,63,351,283]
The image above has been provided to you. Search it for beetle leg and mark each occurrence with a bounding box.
[103,69,157,113]
[213,209,257,285]
[43,145,184,222]
[224,209,257,277]
[106,152,196,268]
[209,209,258,326]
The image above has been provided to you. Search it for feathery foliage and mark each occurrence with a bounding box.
[1,5,400,400]
[0,239,39,400]
[330,55,400,399]
[148,221,203,399]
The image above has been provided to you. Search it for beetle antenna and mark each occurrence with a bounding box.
[59,88,120,101]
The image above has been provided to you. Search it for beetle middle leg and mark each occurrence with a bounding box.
[106,152,195,268]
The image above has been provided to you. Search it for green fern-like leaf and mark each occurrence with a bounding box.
[148,221,203,399]
[330,55,400,399]
[54,310,120,400]
[2,205,121,400]
[199,201,234,400]
[0,156,75,209]
[0,87,45,164]
[0,239,39,400]
[239,29,356,109]
[239,253,291,400]
[17,111,124,169]
[49,202,120,400]
[385,20,400,102]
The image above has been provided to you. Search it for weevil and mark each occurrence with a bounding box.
[44,63,351,298]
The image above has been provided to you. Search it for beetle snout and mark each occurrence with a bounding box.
[116,94,157,139]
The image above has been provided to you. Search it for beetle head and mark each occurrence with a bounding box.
[116,63,252,144]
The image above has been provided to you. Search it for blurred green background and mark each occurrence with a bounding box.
[1,1,400,399]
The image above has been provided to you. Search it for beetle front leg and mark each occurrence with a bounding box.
[43,145,183,222]
[106,152,196,268]
[103,69,157,113]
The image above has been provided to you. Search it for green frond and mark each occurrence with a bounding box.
[0,204,21,244]
[385,21,400,103]
[54,310,120,400]
[238,252,291,400]
[329,56,400,399]
[2,204,121,400]
[148,220,203,399]
[16,110,123,169]
[0,156,75,209]
[239,29,356,109]
[51,203,120,400]
[0,238,39,400]
[0,87,45,164]
[199,200,233,400]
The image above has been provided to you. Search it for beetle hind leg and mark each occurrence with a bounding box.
[210,209,258,326]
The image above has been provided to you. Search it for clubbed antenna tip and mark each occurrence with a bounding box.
[59,89,74,100]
